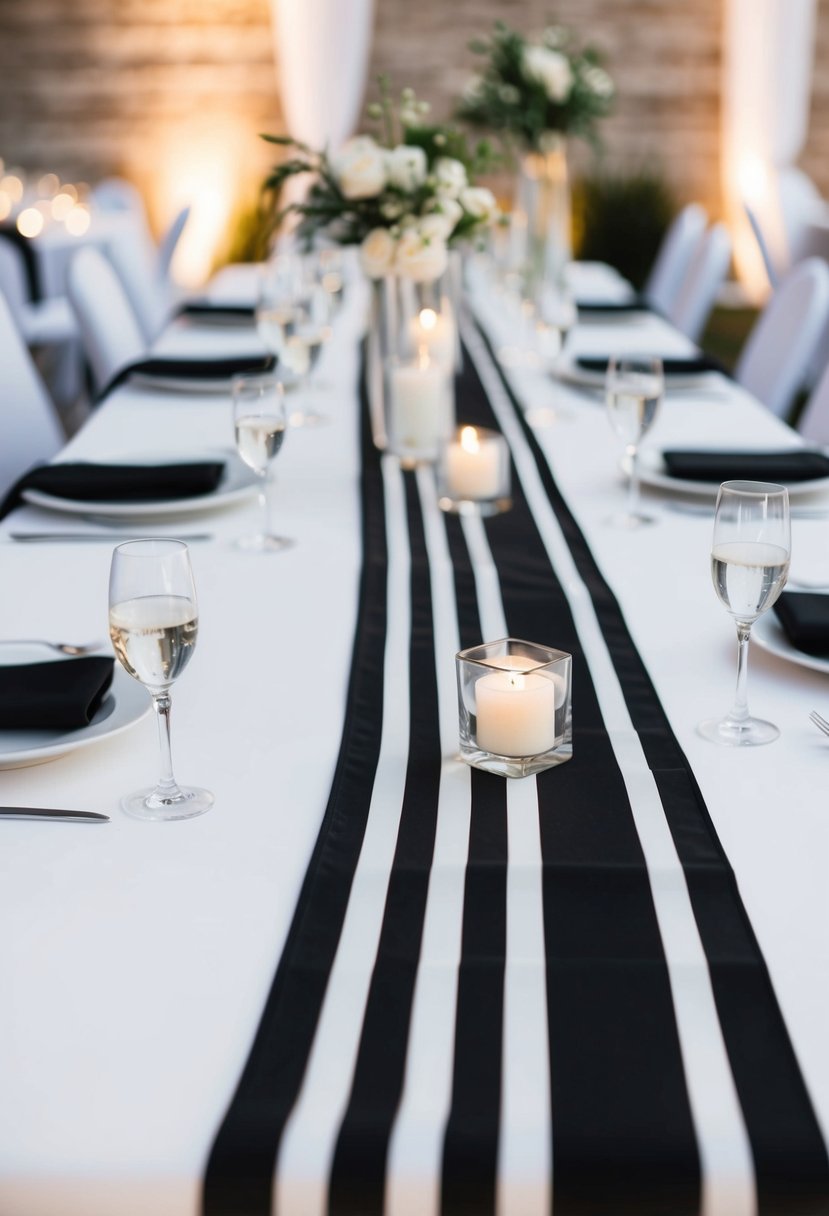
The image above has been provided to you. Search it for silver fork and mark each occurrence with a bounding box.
[809,711,829,738]
[6,639,107,657]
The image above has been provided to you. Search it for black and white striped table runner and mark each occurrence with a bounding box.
[203,323,829,1216]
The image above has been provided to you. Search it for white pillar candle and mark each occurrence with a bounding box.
[389,355,447,452]
[445,426,504,500]
[409,307,456,366]
[475,655,560,757]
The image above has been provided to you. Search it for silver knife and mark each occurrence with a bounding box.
[9,532,213,543]
[0,806,110,822]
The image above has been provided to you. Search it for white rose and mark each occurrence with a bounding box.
[333,136,387,200]
[422,195,463,238]
[522,45,574,103]
[432,157,468,199]
[584,65,613,99]
[359,227,397,279]
[385,145,428,192]
[394,223,448,283]
[462,73,485,104]
[459,186,498,223]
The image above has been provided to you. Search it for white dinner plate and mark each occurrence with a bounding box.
[752,611,829,678]
[555,356,712,392]
[22,448,259,520]
[0,644,150,769]
[128,371,243,394]
[636,447,829,502]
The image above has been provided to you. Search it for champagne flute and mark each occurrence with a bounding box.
[699,480,790,746]
[290,284,333,427]
[605,354,664,527]
[109,540,213,820]
[525,278,577,426]
[232,372,292,553]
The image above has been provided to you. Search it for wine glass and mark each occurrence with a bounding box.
[289,283,333,426]
[605,354,664,527]
[524,279,577,426]
[232,372,292,553]
[699,481,790,746]
[109,540,213,821]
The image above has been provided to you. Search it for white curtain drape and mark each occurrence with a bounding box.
[722,0,818,294]
[270,0,376,153]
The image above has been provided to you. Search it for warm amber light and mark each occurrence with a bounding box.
[37,173,60,198]
[65,205,91,235]
[51,192,75,221]
[17,207,44,237]
[0,192,11,221]
[460,425,480,454]
[419,307,437,331]
[1,175,24,203]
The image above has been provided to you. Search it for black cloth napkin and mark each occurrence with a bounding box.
[98,352,276,401]
[577,299,651,315]
[576,354,725,376]
[0,656,114,730]
[773,592,829,656]
[0,460,225,519]
[176,300,255,320]
[661,449,829,483]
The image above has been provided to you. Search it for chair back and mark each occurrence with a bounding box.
[107,220,172,343]
[735,257,829,419]
[90,177,147,219]
[795,356,829,443]
[643,203,707,317]
[67,247,145,392]
[0,239,30,315]
[743,201,780,290]
[0,289,63,498]
[157,206,190,281]
[670,223,732,343]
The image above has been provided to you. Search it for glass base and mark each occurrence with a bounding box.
[698,715,779,747]
[439,495,512,518]
[234,532,294,553]
[121,785,214,821]
[459,740,573,778]
[605,510,657,530]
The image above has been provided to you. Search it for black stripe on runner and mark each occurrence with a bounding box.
[328,470,443,1215]
[202,355,388,1216]
[441,765,508,1216]
[457,345,701,1214]
[473,317,829,1214]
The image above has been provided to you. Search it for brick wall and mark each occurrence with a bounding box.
[1,0,828,242]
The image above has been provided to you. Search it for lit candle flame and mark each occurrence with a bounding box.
[460,425,480,454]
[419,307,437,332]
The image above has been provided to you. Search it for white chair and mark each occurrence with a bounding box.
[106,225,173,343]
[157,205,190,281]
[794,358,829,443]
[670,223,732,344]
[67,247,145,392]
[90,177,147,219]
[743,201,779,290]
[734,258,829,419]
[643,203,707,317]
[0,289,64,499]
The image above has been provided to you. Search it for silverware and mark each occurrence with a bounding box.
[809,711,829,739]
[9,532,214,544]
[0,806,110,822]
[3,639,106,656]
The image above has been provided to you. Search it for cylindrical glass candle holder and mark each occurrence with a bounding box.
[456,638,572,778]
[438,425,512,516]
[384,351,454,466]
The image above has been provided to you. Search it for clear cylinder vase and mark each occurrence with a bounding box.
[518,132,572,297]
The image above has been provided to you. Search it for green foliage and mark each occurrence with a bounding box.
[457,20,614,153]
[573,168,676,290]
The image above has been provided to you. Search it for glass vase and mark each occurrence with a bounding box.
[518,132,572,297]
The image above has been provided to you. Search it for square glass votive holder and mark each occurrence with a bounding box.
[456,638,572,778]
[438,425,512,517]
[384,352,455,466]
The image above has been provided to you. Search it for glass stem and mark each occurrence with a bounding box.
[152,692,183,803]
[259,473,269,541]
[626,443,639,518]
[729,623,752,725]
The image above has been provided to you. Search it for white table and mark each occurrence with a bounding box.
[1,262,828,1216]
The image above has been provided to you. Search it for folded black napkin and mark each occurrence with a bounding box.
[176,300,255,320]
[661,449,829,483]
[773,592,829,656]
[577,299,651,315]
[0,656,114,730]
[576,354,725,376]
[98,352,276,401]
[0,460,225,519]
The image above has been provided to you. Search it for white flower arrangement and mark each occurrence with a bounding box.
[263,82,499,283]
